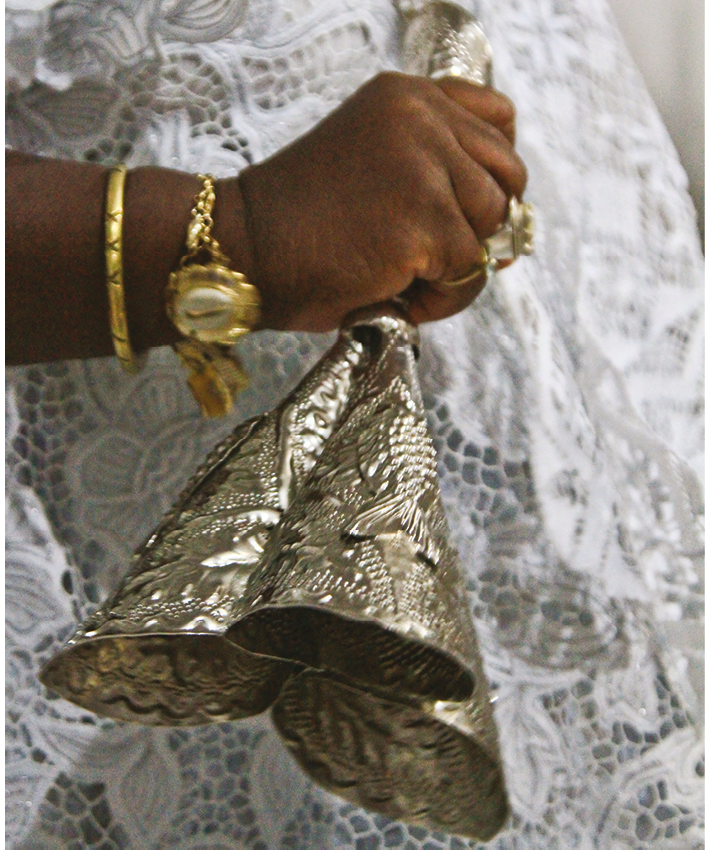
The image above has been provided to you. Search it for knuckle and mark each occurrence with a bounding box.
[362,71,402,111]
[369,70,404,94]
[397,232,433,281]
[514,157,529,195]
[492,91,516,127]
[474,183,507,238]
[482,119,510,149]
[500,152,528,197]
[368,73,449,134]
[384,215,431,281]
[368,71,426,110]
[410,157,451,210]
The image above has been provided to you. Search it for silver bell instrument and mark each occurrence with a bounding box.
[41,1,534,839]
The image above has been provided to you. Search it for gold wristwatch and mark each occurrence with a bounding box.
[167,174,261,417]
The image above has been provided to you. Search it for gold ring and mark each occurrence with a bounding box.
[437,247,491,288]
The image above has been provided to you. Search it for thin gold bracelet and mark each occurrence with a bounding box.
[105,165,143,373]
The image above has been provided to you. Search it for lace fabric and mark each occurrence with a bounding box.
[5,0,704,847]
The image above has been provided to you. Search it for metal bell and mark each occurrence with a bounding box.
[41,2,518,837]
[39,415,295,725]
[41,308,507,836]
[40,312,380,722]
[225,307,508,838]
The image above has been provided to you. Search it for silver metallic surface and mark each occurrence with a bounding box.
[404,2,534,267]
[41,309,507,837]
[485,196,535,261]
[40,4,520,839]
[402,1,493,84]
[41,330,364,724]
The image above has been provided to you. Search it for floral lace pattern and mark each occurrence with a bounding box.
[6,0,704,847]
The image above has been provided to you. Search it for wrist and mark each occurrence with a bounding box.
[211,176,259,297]
[121,168,260,351]
[161,172,262,416]
[122,166,200,352]
[237,161,299,331]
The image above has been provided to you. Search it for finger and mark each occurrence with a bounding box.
[435,77,517,144]
[446,152,509,241]
[417,162,493,281]
[401,187,489,324]
[429,80,527,199]
[402,270,488,325]
[445,108,528,202]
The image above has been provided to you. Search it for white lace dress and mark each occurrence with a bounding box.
[6,0,704,847]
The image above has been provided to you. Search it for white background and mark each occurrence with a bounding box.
[608,0,704,244]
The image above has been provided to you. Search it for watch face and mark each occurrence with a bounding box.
[168,264,261,344]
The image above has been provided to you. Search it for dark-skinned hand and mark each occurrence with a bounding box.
[6,72,527,364]
[236,71,527,331]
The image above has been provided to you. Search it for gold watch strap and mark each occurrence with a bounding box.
[173,340,249,418]
[169,173,259,417]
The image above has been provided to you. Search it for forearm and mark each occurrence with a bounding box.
[6,152,255,364]
[7,74,527,366]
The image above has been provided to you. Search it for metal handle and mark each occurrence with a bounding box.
[402,1,534,262]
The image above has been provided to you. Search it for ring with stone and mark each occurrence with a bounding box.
[438,197,535,288]
[484,197,534,262]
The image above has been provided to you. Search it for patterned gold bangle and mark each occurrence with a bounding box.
[105,165,144,373]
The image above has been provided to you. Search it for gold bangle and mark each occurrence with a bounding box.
[105,165,143,373]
